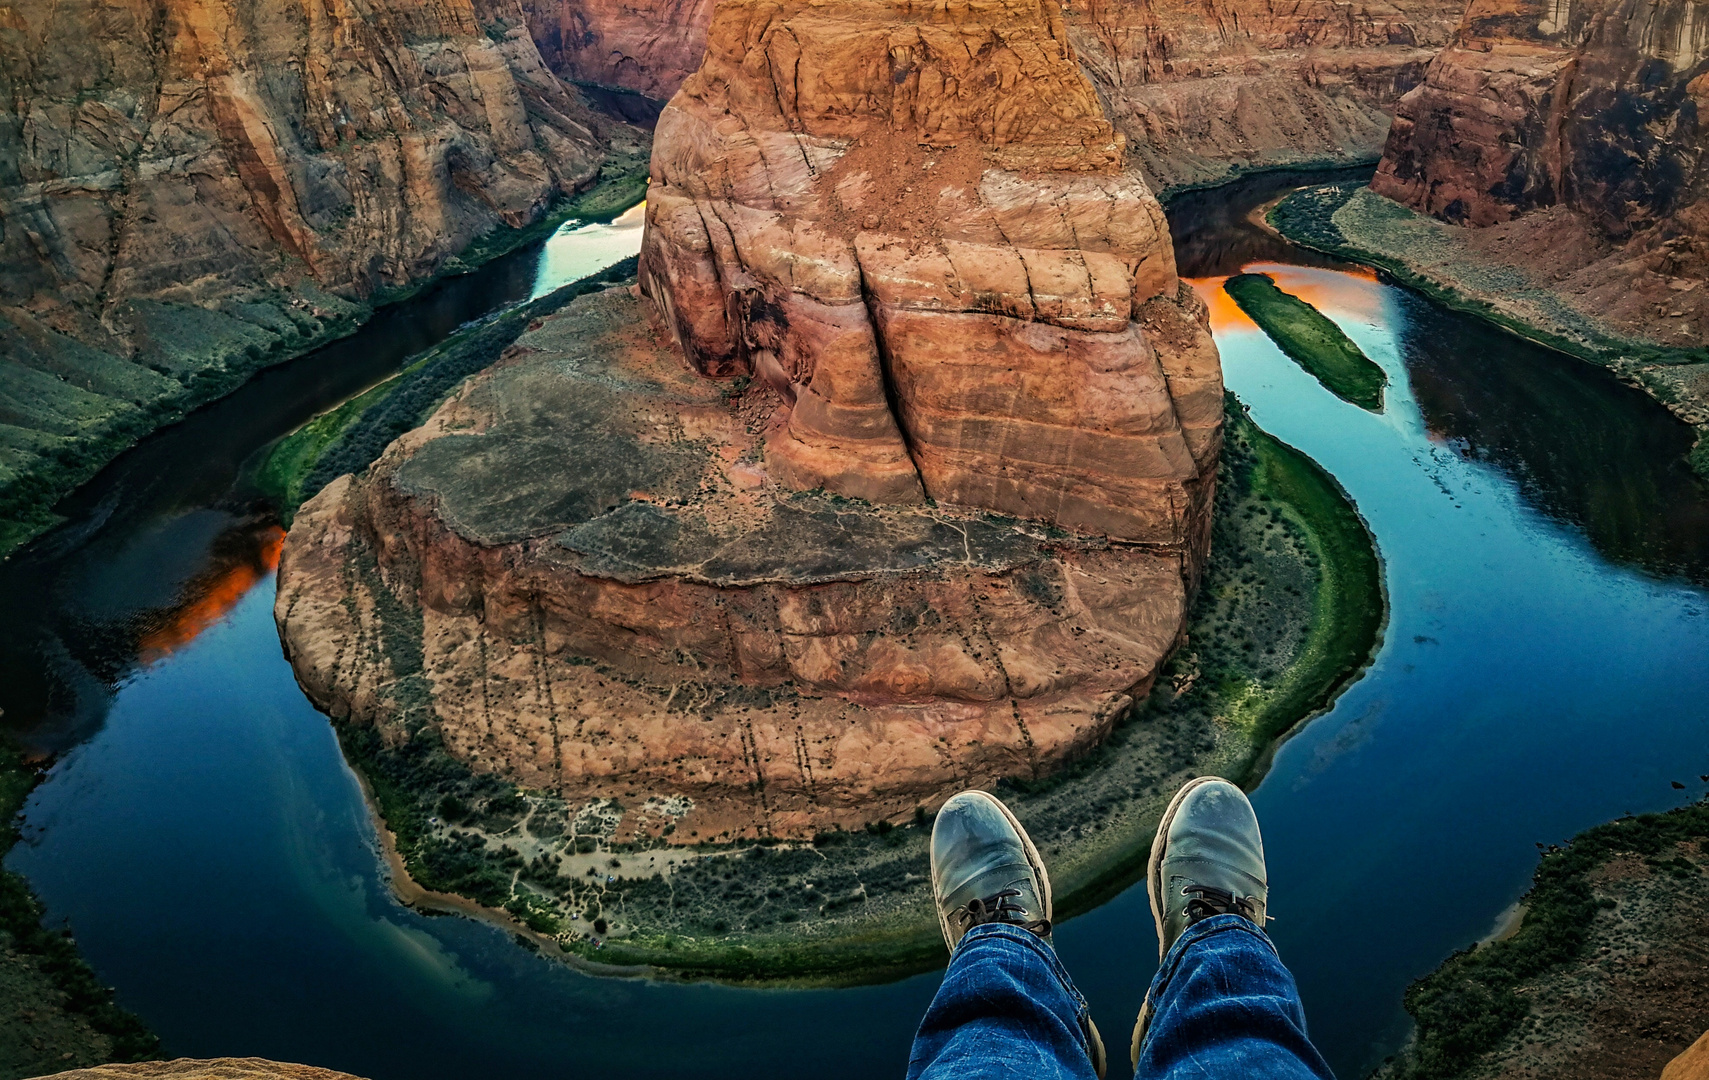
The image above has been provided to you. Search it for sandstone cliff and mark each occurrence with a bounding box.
[1062,0,1463,191]
[0,0,642,553]
[0,0,620,342]
[278,286,1196,838]
[1366,0,1709,353]
[639,0,1223,550]
[523,0,712,99]
[524,0,1467,194]
[1375,0,1709,233]
[277,0,1223,838]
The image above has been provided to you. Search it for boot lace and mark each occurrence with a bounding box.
[955,888,1051,937]
[1180,883,1259,925]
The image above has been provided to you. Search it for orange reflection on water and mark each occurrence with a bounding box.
[1188,264,1385,337]
[136,526,285,664]
[1250,263,1385,326]
[1187,276,1259,333]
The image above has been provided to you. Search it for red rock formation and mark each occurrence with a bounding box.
[525,0,1469,192]
[523,0,712,99]
[1061,0,1463,190]
[278,0,1225,840]
[0,0,623,352]
[1666,1031,1709,1080]
[638,0,1223,550]
[277,287,1194,839]
[1374,0,1709,236]
[35,1061,368,1080]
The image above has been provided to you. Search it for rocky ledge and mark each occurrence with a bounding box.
[1360,0,1709,390]
[277,286,1196,839]
[1269,184,1709,477]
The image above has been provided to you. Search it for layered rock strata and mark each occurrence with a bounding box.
[0,0,623,348]
[280,0,1221,839]
[639,0,1223,555]
[278,287,1195,838]
[1364,0,1709,357]
[523,0,713,99]
[1374,0,1709,234]
[0,0,642,551]
[522,0,1469,193]
[1063,0,1464,190]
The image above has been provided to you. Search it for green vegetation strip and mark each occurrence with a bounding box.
[1044,394,1386,920]
[1387,799,1709,1080]
[255,255,641,518]
[331,394,1385,983]
[1216,396,1385,755]
[1270,183,1709,370]
[1,153,649,561]
[1269,183,1709,481]
[0,745,159,1070]
[1225,273,1387,411]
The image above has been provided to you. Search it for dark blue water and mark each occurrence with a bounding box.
[6,174,1708,1080]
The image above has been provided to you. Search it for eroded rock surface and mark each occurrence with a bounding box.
[34,1060,368,1080]
[639,0,1223,554]
[1063,0,1463,191]
[1374,0,1709,236]
[523,0,712,99]
[278,287,1193,838]
[0,0,626,353]
[523,0,1466,193]
[1365,0,1709,352]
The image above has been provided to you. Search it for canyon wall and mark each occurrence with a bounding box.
[1059,0,1463,190]
[0,0,621,355]
[1373,0,1709,239]
[520,0,1465,197]
[522,0,712,99]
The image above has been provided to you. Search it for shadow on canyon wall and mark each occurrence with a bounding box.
[1397,289,1709,584]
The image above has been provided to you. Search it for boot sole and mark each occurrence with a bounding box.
[1132,774,1227,1067]
[934,790,1054,953]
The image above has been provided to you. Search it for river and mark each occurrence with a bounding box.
[4,174,1707,1080]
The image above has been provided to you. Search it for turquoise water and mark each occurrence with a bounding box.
[5,175,1708,1079]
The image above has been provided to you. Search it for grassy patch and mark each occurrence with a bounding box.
[1223,396,1386,750]
[0,743,160,1073]
[256,255,641,519]
[1385,799,1709,1080]
[1225,273,1387,411]
[1269,184,1709,371]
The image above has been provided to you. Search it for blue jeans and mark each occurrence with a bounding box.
[907,915,1334,1079]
